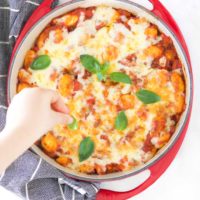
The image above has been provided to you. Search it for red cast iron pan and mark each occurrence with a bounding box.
[7,0,193,199]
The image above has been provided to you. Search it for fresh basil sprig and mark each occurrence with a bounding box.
[80,55,101,73]
[80,54,133,84]
[115,111,128,131]
[136,89,161,104]
[78,137,95,162]
[110,72,132,84]
[31,55,51,70]
[80,54,109,81]
[101,62,109,73]
[68,117,78,130]
[96,72,105,81]
[97,62,110,81]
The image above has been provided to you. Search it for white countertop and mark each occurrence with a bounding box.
[1,0,200,199]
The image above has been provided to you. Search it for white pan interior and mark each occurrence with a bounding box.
[8,0,192,181]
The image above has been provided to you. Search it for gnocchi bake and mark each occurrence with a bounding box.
[17,6,185,174]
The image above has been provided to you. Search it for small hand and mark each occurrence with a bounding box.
[5,87,73,140]
[0,88,73,173]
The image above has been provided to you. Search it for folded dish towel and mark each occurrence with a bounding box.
[0,0,100,199]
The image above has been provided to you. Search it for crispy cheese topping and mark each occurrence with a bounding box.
[17,6,185,174]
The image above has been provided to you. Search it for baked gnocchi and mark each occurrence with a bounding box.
[17,6,185,175]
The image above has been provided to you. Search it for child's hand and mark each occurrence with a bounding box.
[0,88,73,173]
[5,88,73,140]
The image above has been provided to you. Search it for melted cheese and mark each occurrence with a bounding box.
[18,5,185,174]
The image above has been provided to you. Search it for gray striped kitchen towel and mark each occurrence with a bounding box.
[0,0,100,199]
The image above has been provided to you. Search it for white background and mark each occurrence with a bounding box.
[0,0,200,199]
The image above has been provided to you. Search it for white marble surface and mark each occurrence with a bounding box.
[1,0,200,199]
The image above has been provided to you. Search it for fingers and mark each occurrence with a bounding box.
[51,97,69,114]
[43,89,69,114]
[51,111,73,125]
[16,88,72,122]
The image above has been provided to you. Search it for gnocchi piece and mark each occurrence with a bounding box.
[79,164,95,174]
[145,25,158,38]
[133,17,147,24]
[171,72,185,93]
[17,83,32,93]
[116,8,132,18]
[145,45,163,58]
[41,132,58,153]
[174,94,185,113]
[54,29,63,43]
[111,11,120,23]
[120,94,135,110]
[165,49,176,60]
[137,107,148,121]
[65,14,79,27]
[24,50,36,69]
[152,115,166,135]
[18,69,31,83]
[56,156,72,167]
[103,90,109,97]
[158,132,171,147]
[158,70,169,86]
[37,26,63,48]
[37,27,51,48]
[104,45,118,61]
[58,74,73,97]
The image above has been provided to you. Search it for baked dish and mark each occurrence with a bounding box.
[17,6,185,174]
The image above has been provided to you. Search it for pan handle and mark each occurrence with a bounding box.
[149,0,180,33]
[97,119,190,200]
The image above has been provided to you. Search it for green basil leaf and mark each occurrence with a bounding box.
[80,54,101,73]
[115,111,128,131]
[101,62,110,74]
[110,72,132,84]
[97,62,109,81]
[31,55,51,70]
[97,72,106,81]
[136,89,161,104]
[96,72,104,81]
[79,137,95,162]
[68,117,78,130]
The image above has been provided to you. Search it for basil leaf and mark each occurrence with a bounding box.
[115,111,128,131]
[97,72,104,81]
[101,62,109,74]
[97,72,106,81]
[31,55,51,70]
[110,72,132,84]
[80,54,101,73]
[68,117,78,130]
[79,137,95,162]
[136,89,161,104]
[97,62,109,81]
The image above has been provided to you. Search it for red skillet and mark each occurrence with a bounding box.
[7,0,193,199]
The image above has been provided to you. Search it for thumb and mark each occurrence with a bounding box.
[50,111,73,126]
